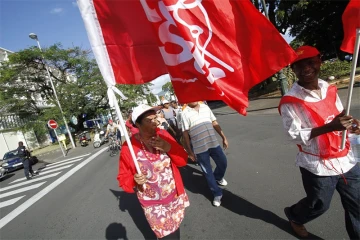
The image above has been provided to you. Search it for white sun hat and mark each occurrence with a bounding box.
[132,104,160,124]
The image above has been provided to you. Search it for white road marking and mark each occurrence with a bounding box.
[0,173,61,192]
[46,153,90,166]
[10,165,74,184]
[0,182,46,199]
[0,147,107,229]
[39,158,83,171]
[0,196,25,209]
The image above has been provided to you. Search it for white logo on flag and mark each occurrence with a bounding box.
[140,0,234,89]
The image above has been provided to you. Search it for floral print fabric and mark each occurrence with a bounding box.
[136,151,189,238]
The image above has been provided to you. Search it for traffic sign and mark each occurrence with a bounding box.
[48,119,58,129]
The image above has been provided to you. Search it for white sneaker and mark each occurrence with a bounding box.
[217,178,228,186]
[213,195,222,207]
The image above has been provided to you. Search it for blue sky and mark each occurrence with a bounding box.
[0,0,293,52]
[0,0,90,52]
[0,0,293,94]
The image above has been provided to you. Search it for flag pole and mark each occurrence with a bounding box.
[111,92,142,174]
[341,28,360,149]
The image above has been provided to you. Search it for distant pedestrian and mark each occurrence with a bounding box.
[17,141,36,180]
[279,46,360,239]
[171,101,181,117]
[118,104,189,239]
[181,101,229,207]
[105,119,117,138]
[161,100,180,142]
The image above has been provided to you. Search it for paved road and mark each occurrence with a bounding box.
[0,86,359,239]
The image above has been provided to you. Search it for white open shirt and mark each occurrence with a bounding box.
[280,79,356,176]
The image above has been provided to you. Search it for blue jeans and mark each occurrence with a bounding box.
[287,164,360,239]
[196,146,227,197]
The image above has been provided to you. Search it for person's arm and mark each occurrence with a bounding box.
[280,104,353,145]
[117,143,136,193]
[212,121,228,150]
[310,110,354,139]
[208,107,228,149]
[180,112,196,161]
[105,125,110,137]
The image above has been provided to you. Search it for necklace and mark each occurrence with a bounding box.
[139,138,159,161]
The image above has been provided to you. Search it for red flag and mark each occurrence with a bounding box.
[90,0,167,84]
[341,0,360,54]
[79,0,296,115]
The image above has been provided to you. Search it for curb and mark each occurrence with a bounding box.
[251,77,360,100]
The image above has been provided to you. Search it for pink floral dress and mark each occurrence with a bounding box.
[136,149,189,238]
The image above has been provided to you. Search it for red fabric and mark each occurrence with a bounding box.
[341,0,360,54]
[92,0,296,115]
[117,129,187,195]
[293,46,320,64]
[93,0,167,84]
[279,85,350,159]
[143,0,297,115]
[125,120,139,136]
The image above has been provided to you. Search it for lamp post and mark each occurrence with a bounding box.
[29,33,76,149]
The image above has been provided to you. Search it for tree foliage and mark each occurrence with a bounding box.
[255,0,350,59]
[162,82,175,96]
[0,44,156,134]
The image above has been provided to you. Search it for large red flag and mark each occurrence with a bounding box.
[79,0,167,85]
[341,0,360,54]
[79,0,297,115]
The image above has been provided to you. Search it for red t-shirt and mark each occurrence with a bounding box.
[125,120,139,136]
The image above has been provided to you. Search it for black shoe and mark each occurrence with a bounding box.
[26,176,32,180]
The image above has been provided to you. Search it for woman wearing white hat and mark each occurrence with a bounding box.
[117,104,189,239]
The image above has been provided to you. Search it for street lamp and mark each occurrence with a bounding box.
[29,33,76,149]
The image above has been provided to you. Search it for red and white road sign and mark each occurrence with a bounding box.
[47,119,58,129]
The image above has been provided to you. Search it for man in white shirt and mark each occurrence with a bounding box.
[279,46,360,239]
[182,101,229,207]
[105,119,118,138]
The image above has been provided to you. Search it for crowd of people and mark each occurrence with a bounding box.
[115,46,360,240]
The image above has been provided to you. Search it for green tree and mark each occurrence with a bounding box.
[0,44,108,133]
[0,44,158,133]
[117,83,157,111]
[257,0,350,59]
[162,81,174,97]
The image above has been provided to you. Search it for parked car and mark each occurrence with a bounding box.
[1,149,38,172]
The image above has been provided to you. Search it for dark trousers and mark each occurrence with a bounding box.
[23,158,34,178]
[196,146,228,197]
[159,228,180,240]
[287,164,360,239]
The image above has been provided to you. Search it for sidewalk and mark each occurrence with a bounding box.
[209,79,360,116]
[34,143,108,164]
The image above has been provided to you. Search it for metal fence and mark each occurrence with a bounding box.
[0,114,28,131]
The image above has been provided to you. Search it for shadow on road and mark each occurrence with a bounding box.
[110,189,156,240]
[180,165,323,240]
[105,222,128,240]
[0,173,15,181]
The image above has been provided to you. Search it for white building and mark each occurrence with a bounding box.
[0,47,51,158]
